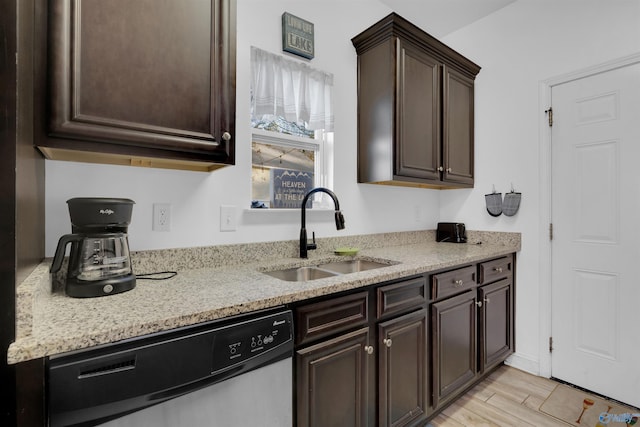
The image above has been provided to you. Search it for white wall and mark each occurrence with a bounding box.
[440,0,640,373]
[44,0,442,255]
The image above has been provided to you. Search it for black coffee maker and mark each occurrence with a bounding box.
[51,198,136,298]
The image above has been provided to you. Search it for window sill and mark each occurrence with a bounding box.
[243,207,336,223]
[244,207,334,214]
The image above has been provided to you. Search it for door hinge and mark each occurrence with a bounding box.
[549,223,553,241]
[549,336,554,353]
[545,107,553,127]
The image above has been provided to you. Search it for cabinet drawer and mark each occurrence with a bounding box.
[295,291,369,346]
[377,276,427,319]
[479,256,512,284]
[432,265,476,299]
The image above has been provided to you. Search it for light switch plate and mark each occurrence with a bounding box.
[220,205,236,232]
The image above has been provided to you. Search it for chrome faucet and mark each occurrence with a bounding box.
[300,187,345,258]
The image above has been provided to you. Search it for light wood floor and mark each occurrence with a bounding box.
[429,365,583,426]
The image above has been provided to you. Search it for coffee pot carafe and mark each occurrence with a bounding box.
[51,198,136,298]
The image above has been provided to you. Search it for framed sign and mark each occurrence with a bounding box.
[282,12,314,59]
[270,169,314,208]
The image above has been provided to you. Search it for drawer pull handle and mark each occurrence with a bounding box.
[454,279,464,287]
[494,267,503,273]
[364,345,374,355]
[383,338,392,348]
[476,301,483,307]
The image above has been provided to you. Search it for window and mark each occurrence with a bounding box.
[250,47,334,209]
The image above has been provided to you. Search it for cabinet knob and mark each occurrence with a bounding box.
[383,338,392,348]
[476,300,483,307]
[222,131,232,141]
[438,166,444,172]
[446,167,452,173]
[494,267,503,273]
[484,298,490,304]
[454,279,464,287]
[364,345,374,355]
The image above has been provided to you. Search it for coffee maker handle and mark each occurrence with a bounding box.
[50,234,84,273]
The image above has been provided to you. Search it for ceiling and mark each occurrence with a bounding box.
[378,0,517,37]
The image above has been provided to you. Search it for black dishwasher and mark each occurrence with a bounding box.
[47,308,293,427]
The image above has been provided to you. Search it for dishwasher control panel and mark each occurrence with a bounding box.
[212,310,293,372]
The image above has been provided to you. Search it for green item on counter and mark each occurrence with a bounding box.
[334,247,359,256]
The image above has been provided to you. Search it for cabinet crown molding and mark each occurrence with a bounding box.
[352,12,480,79]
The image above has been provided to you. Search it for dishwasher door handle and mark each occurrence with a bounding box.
[149,366,243,402]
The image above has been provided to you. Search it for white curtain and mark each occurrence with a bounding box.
[251,47,334,132]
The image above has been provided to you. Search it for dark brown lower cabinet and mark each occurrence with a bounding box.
[294,277,429,427]
[430,255,515,415]
[478,278,514,372]
[378,309,429,427]
[293,255,515,425]
[296,327,371,427]
[431,290,477,410]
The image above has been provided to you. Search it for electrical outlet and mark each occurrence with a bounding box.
[220,205,236,232]
[153,203,171,232]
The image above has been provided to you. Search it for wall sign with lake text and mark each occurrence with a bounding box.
[282,12,314,59]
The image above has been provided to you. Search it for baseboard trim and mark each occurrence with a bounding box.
[504,352,541,376]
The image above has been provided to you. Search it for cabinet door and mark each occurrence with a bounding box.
[296,327,371,427]
[478,279,514,372]
[442,66,474,186]
[378,309,428,427]
[43,0,235,166]
[431,290,477,409]
[396,41,441,181]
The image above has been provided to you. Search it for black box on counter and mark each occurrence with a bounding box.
[436,222,467,243]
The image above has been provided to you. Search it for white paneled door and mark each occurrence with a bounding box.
[551,61,640,408]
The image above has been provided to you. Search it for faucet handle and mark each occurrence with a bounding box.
[335,211,345,230]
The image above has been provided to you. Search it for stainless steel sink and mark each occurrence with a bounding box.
[262,259,394,282]
[317,260,390,274]
[262,266,339,282]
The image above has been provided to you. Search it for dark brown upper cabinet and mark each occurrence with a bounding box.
[36,0,236,172]
[352,13,480,188]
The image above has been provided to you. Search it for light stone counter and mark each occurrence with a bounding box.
[8,230,520,364]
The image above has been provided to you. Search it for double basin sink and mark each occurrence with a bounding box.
[262,259,394,282]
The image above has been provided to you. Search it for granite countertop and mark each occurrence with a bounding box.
[8,230,520,364]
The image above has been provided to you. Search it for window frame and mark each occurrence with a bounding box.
[251,127,333,210]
